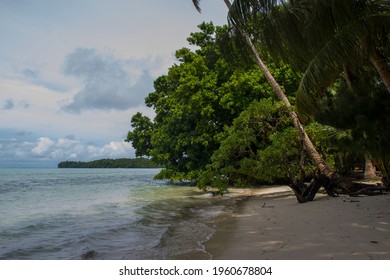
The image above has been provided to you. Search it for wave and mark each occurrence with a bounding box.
[0,169,244,260]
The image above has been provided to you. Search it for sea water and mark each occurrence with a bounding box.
[0,168,236,260]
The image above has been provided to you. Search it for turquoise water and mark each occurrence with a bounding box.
[0,168,234,259]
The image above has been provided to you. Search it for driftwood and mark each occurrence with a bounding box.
[290,174,389,203]
[348,182,388,197]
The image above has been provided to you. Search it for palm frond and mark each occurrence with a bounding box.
[228,0,282,28]
[192,0,202,13]
[297,11,389,117]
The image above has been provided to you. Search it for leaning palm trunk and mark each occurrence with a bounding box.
[193,0,335,202]
[371,51,390,94]
[242,29,332,178]
[228,4,336,202]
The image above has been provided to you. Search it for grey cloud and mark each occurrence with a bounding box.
[21,67,67,93]
[3,99,15,110]
[19,101,31,109]
[64,135,76,140]
[2,99,31,110]
[15,131,33,136]
[62,48,154,113]
[22,68,40,79]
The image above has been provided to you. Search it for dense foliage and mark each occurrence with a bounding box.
[314,66,390,182]
[58,158,160,168]
[127,0,389,192]
[229,0,389,109]
[126,22,325,188]
[228,0,389,186]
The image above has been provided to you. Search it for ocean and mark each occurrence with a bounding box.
[0,168,237,260]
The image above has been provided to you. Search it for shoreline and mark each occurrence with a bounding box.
[204,187,390,260]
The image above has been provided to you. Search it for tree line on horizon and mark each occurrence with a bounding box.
[126,0,389,200]
[58,158,160,168]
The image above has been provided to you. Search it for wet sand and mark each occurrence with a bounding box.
[205,187,390,259]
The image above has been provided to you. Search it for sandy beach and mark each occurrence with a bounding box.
[205,187,390,260]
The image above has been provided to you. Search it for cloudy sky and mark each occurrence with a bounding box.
[0,0,228,167]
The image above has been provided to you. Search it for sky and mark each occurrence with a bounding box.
[0,0,228,167]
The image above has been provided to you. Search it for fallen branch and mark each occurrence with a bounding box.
[290,175,389,203]
[348,182,388,196]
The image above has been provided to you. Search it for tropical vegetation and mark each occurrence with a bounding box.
[227,0,389,187]
[57,158,160,168]
[126,0,389,201]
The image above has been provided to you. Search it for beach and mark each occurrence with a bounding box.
[1,168,389,260]
[205,187,390,260]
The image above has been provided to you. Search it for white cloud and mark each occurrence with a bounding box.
[88,141,135,159]
[0,0,228,167]
[0,78,61,111]
[0,136,135,167]
[32,137,55,155]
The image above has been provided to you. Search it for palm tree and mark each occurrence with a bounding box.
[192,0,335,202]
[226,0,389,114]
[227,0,390,185]
[296,0,389,114]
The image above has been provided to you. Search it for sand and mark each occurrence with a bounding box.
[205,186,390,260]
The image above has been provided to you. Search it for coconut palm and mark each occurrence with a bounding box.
[227,0,390,115]
[227,0,390,186]
[192,0,335,202]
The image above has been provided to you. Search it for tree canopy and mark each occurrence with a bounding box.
[58,158,160,168]
[127,1,389,194]
[126,22,305,186]
[227,0,390,187]
[228,0,390,113]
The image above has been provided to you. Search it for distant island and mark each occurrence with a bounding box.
[58,158,161,168]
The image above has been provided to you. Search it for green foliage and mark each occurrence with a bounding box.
[198,99,330,192]
[228,1,389,184]
[125,2,390,192]
[229,0,390,116]
[125,112,153,157]
[126,22,302,183]
[314,66,390,178]
[57,158,160,168]
[253,128,303,183]
[124,15,389,191]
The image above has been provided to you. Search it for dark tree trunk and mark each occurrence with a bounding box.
[224,1,335,202]
[371,51,390,94]
[364,155,377,179]
[290,174,335,203]
[194,0,336,202]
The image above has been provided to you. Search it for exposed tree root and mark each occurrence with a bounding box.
[347,182,388,197]
[290,173,389,203]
